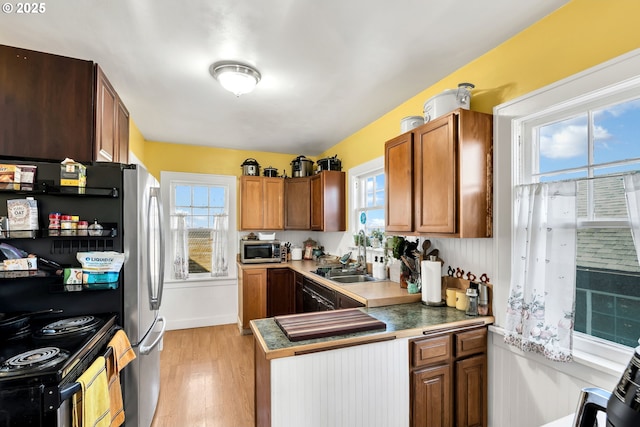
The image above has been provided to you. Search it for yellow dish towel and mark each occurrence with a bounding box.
[106,330,136,427]
[72,356,110,427]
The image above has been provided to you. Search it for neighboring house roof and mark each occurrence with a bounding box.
[575,175,640,273]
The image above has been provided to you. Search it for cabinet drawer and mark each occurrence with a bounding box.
[411,335,451,368]
[455,328,487,359]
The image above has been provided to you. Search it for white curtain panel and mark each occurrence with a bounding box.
[505,181,577,362]
[624,174,640,266]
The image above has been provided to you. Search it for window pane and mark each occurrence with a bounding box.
[172,182,229,277]
[593,99,640,165]
[538,115,588,174]
[209,187,226,207]
[575,228,640,347]
[188,229,212,274]
[193,186,208,206]
[175,186,191,205]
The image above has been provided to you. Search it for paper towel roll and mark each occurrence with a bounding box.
[421,260,442,304]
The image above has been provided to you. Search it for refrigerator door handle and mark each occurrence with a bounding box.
[139,316,166,355]
[147,186,165,310]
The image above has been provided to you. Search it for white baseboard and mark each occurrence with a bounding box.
[166,314,237,330]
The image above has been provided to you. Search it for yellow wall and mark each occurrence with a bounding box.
[128,120,145,164]
[321,0,640,170]
[136,0,640,181]
[143,141,299,180]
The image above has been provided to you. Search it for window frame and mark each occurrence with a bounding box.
[160,171,237,284]
[494,49,640,371]
[349,156,385,238]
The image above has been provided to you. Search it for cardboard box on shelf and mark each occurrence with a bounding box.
[6,198,39,231]
[2,257,37,271]
[0,164,21,190]
[60,159,86,187]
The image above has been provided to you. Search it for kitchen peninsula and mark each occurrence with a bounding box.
[248,261,494,427]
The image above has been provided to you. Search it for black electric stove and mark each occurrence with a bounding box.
[0,313,118,427]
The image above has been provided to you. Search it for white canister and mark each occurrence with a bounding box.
[290,246,303,261]
[400,116,425,133]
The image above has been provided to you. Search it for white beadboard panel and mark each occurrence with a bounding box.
[270,337,410,427]
[428,238,494,281]
[159,280,237,330]
[488,329,620,427]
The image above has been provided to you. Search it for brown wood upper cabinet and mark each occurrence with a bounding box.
[310,171,346,231]
[284,171,345,231]
[0,44,129,164]
[385,109,492,238]
[240,176,284,230]
[284,176,311,230]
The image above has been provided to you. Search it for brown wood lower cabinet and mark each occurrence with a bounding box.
[267,268,294,317]
[410,326,487,427]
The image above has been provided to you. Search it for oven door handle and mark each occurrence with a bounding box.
[139,316,166,355]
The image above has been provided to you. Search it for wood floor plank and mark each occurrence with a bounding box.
[151,324,255,427]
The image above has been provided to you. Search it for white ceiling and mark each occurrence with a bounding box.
[0,0,569,156]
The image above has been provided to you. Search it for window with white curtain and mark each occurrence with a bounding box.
[160,172,236,281]
[517,87,640,348]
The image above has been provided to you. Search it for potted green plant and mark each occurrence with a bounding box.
[370,229,384,248]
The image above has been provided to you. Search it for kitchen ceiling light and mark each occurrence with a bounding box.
[210,62,261,97]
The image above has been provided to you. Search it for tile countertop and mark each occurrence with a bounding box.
[238,259,422,307]
[251,302,494,359]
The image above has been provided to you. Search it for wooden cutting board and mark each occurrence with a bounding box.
[274,309,386,342]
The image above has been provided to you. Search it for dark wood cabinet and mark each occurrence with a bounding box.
[0,44,94,162]
[310,171,345,231]
[284,177,311,230]
[336,292,365,309]
[385,109,492,238]
[0,44,129,164]
[95,65,129,163]
[267,268,294,317]
[410,326,487,427]
[294,272,304,313]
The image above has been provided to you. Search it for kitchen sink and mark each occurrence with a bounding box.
[311,268,380,284]
[328,274,378,284]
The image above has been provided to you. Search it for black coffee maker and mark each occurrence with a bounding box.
[574,340,640,427]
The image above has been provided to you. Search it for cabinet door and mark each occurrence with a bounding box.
[414,114,457,234]
[411,364,452,427]
[284,177,310,229]
[240,176,265,230]
[310,171,345,231]
[336,292,365,309]
[95,65,119,162]
[385,132,414,232]
[239,269,267,330]
[116,97,129,164]
[0,45,94,162]
[455,354,487,427]
[294,272,304,313]
[267,268,294,317]
[263,177,284,230]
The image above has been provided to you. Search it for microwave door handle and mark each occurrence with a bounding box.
[147,187,165,310]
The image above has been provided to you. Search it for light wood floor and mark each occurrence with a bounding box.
[150,324,255,427]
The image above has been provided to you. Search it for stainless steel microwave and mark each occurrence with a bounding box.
[240,240,282,263]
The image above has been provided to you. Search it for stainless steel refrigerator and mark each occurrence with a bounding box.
[123,164,167,427]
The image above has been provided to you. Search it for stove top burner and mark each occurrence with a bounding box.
[0,347,70,373]
[37,315,100,337]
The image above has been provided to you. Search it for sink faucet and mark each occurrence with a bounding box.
[357,229,367,272]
